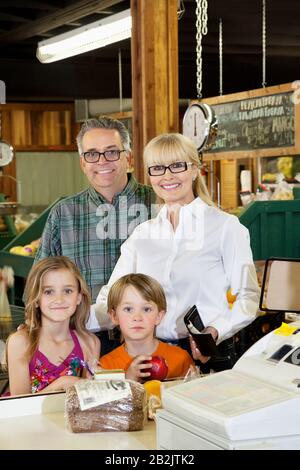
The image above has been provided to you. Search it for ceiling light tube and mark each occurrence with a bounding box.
[36,9,131,63]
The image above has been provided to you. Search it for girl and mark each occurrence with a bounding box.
[7,256,100,395]
[94,133,260,372]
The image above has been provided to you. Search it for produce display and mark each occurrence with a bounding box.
[261,173,277,183]
[262,155,300,183]
[271,181,294,200]
[9,238,40,257]
[277,156,293,179]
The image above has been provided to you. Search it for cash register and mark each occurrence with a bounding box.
[156,259,300,450]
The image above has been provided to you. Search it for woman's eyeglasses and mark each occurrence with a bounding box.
[148,161,193,176]
[81,149,126,163]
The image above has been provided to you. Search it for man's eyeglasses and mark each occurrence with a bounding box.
[148,161,193,176]
[81,149,126,163]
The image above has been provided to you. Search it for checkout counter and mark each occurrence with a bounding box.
[2,259,300,450]
[4,320,299,451]
[0,392,156,450]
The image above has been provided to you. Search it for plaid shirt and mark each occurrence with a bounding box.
[35,175,155,302]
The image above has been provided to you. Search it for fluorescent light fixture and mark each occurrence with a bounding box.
[36,9,131,63]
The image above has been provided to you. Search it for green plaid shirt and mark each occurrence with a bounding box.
[35,175,155,302]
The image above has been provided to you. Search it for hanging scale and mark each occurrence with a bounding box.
[182,0,218,154]
[0,112,14,167]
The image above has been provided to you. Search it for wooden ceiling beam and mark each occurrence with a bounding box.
[0,0,126,42]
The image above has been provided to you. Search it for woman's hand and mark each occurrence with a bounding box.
[125,355,152,382]
[189,326,219,364]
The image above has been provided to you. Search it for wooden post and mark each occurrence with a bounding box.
[131,0,179,183]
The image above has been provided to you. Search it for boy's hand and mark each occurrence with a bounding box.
[125,355,152,382]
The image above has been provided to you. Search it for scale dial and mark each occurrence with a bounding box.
[183,103,218,152]
[0,141,14,166]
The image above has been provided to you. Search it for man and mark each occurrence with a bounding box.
[35,117,155,353]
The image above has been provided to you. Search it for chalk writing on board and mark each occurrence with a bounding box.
[209,92,294,152]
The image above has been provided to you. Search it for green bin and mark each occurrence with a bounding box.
[293,187,300,200]
[239,200,300,260]
[0,198,63,304]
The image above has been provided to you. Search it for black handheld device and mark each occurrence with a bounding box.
[184,305,219,357]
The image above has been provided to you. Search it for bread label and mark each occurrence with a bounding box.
[74,380,132,410]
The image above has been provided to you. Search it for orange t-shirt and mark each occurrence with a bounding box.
[99,341,194,379]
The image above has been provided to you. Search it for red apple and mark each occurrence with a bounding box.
[144,355,168,381]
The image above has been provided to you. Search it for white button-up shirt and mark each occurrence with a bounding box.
[92,198,260,343]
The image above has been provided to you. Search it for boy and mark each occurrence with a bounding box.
[99,273,194,382]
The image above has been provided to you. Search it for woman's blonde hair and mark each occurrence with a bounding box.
[144,133,214,206]
[23,256,91,360]
[108,273,167,313]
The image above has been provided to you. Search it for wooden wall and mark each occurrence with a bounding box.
[0,103,79,201]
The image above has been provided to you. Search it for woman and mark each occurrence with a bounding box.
[94,133,259,371]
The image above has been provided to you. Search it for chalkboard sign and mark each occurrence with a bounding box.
[200,83,300,160]
[209,92,294,153]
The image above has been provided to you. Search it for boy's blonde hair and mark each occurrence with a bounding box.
[108,273,167,312]
[143,132,214,206]
[23,256,91,360]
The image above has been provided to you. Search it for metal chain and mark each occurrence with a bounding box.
[262,0,267,87]
[177,0,185,20]
[196,0,208,98]
[219,18,223,96]
[118,49,123,113]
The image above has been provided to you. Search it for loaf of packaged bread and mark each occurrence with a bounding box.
[65,379,147,433]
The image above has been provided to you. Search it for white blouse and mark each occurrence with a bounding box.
[92,198,260,343]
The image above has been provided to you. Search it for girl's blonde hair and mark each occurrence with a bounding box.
[108,273,167,313]
[23,256,91,360]
[143,133,214,206]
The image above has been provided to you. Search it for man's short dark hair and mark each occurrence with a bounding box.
[76,116,131,154]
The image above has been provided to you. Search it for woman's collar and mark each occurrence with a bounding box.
[158,197,205,218]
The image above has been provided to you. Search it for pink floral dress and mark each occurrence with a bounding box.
[29,329,84,393]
